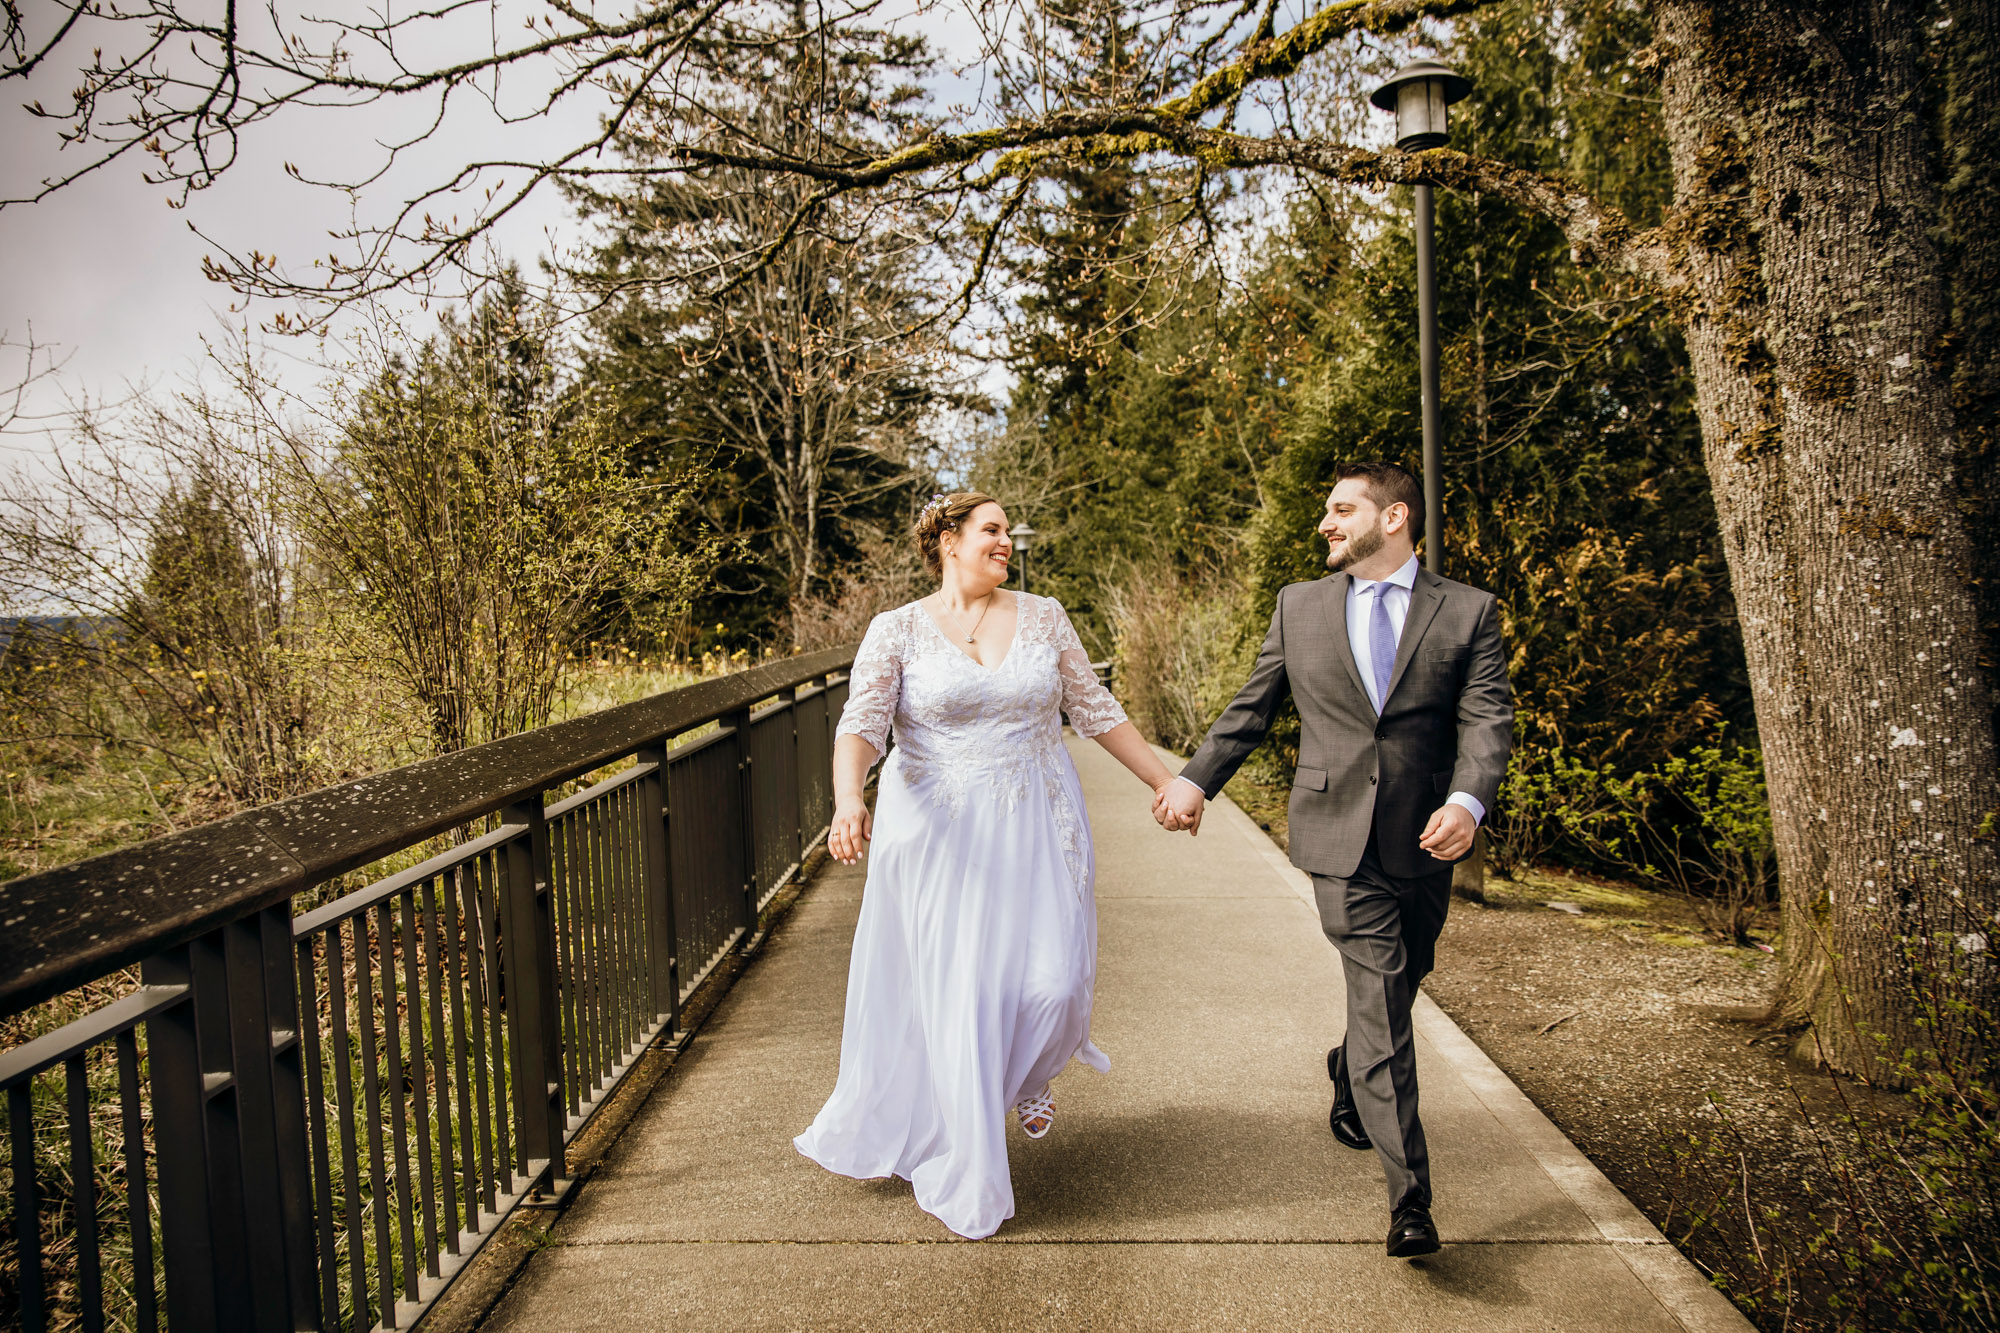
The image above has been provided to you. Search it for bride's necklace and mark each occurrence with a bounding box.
[936,591,993,643]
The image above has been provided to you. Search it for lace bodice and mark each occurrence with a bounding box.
[835,594,1128,819]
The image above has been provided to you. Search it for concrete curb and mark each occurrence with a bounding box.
[1190,767,1752,1333]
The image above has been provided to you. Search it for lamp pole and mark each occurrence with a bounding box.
[1371,60,1472,574]
[1009,522,1037,594]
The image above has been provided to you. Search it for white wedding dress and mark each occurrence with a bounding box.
[794,592,1128,1239]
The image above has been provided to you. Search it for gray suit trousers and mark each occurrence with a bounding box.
[1313,839,1451,1212]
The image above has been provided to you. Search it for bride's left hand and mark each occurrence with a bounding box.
[828,798,873,864]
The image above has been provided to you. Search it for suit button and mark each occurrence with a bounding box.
[1375,732,1386,742]
[1369,775,1378,785]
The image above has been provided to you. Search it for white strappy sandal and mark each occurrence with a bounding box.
[1014,1089,1055,1139]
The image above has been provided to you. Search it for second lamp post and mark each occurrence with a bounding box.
[1009,522,1037,594]
[1371,60,1472,574]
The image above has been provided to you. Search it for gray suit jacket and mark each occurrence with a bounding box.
[1180,568,1514,881]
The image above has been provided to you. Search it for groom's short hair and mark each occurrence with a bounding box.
[1335,462,1424,543]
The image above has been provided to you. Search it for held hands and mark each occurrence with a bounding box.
[1152,778,1205,836]
[828,798,873,864]
[1419,802,1476,862]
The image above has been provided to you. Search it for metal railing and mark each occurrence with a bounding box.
[0,647,853,1332]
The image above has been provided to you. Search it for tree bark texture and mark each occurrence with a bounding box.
[1655,0,1999,1074]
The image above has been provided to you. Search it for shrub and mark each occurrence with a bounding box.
[0,369,333,809]
[1605,733,1775,943]
[1486,743,1629,878]
[784,532,930,653]
[1102,563,1253,757]
[290,290,723,756]
[1663,939,1999,1329]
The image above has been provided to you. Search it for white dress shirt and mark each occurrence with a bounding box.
[1351,557,1484,826]
[1175,553,1485,827]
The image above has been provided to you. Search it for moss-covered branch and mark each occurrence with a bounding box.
[679,110,1671,288]
[1162,0,1491,121]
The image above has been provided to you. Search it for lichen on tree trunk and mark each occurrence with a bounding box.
[1654,0,1999,1077]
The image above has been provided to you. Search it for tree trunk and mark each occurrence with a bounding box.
[1656,0,1999,1077]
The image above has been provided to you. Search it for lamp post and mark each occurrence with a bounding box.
[1371,60,1472,574]
[1009,522,1037,593]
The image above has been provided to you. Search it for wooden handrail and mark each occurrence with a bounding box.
[0,646,855,1018]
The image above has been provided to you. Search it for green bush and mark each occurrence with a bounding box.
[1486,743,1629,878]
[1663,940,1999,1330]
[1606,733,1775,943]
[1492,730,1774,942]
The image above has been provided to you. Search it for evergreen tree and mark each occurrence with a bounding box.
[568,8,944,647]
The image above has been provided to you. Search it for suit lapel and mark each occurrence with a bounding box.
[1384,569,1445,704]
[1317,574,1373,704]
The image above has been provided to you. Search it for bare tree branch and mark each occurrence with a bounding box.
[3,0,1672,321]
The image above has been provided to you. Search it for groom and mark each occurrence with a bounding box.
[1153,461,1513,1258]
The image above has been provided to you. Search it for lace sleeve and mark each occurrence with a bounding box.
[835,610,902,759]
[1047,599,1129,739]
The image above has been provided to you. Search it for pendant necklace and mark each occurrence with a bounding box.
[941,592,992,642]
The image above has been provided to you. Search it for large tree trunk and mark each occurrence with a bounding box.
[1654,0,1999,1076]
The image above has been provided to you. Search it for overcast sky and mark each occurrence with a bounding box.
[0,1,1003,468]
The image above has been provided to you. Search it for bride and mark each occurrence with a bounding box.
[794,491,1177,1239]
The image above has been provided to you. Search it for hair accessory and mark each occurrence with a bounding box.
[919,492,949,523]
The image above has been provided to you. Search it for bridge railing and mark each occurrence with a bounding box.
[0,647,854,1333]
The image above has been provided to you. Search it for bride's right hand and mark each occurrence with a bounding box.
[828,799,873,864]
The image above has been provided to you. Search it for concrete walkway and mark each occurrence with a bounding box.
[485,738,1750,1331]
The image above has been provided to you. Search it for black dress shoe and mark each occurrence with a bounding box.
[1326,1046,1372,1151]
[1386,1205,1441,1258]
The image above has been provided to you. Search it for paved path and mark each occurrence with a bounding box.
[485,739,1749,1331]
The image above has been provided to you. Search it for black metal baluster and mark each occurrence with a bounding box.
[460,860,497,1215]
[423,881,459,1254]
[723,708,756,934]
[628,784,648,1041]
[499,797,564,1193]
[609,786,634,1056]
[379,899,419,1304]
[11,1080,44,1331]
[250,905,318,1328]
[569,808,589,1091]
[139,949,219,1332]
[596,794,619,1067]
[326,923,369,1330]
[583,797,608,1087]
[611,786,632,1056]
[400,892,439,1279]
[553,815,582,1119]
[115,1029,157,1333]
[295,933,341,1330]
[66,1053,104,1332]
[478,852,512,1195]
[354,911,395,1324]
[638,744,681,1036]
[440,873,478,1239]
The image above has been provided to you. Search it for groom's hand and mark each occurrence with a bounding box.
[1153,779,1205,835]
[1418,803,1476,862]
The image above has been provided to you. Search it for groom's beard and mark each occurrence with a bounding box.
[1325,520,1386,572]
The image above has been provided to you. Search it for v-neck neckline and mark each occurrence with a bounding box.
[917,594,1021,672]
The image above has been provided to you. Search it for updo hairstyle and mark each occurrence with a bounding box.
[914,491,1000,578]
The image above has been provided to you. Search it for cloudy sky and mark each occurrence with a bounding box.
[0,1,999,465]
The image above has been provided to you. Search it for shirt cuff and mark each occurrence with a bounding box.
[1172,775,1210,799]
[1446,791,1486,825]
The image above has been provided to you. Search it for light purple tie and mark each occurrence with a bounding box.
[1368,582,1397,711]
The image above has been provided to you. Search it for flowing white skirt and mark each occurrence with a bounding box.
[794,742,1109,1239]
